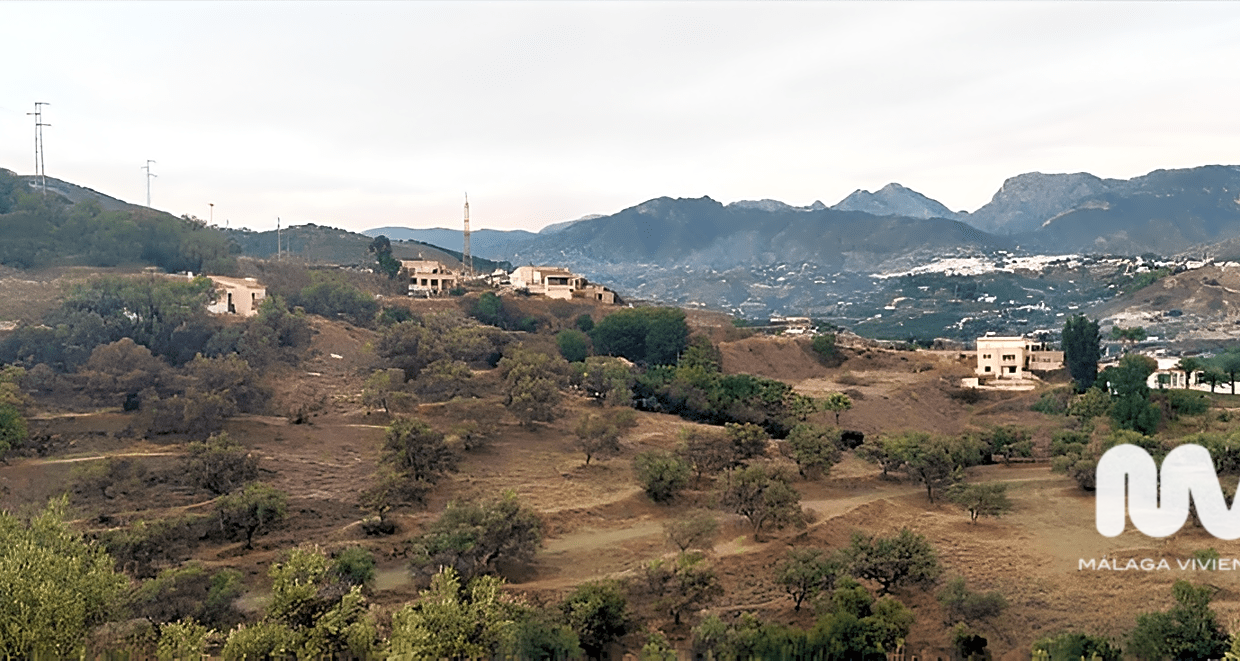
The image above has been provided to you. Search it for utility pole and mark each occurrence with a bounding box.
[209,203,214,226]
[142,160,157,207]
[27,102,50,196]
[463,193,473,277]
[277,217,281,260]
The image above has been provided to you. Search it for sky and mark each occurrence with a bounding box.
[3,2,1240,234]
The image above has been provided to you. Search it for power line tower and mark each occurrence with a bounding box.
[26,102,50,196]
[463,193,473,277]
[142,160,157,207]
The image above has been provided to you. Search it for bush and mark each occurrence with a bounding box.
[129,564,245,630]
[634,451,691,503]
[556,329,591,363]
[590,307,689,366]
[1031,387,1071,415]
[183,432,259,495]
[407,491,543,582]
[561,580,630,659]
[811,333,843,366]
[785,423,842,479]
[575,314,595,332]
[937,576,1007,623]
[499,346,569,425]
[332,547,376,588]
[845,527,941,595]
[1032,631,1121,661]
[1167,388,1209,418]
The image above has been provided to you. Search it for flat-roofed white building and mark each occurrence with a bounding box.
[976,335,1064,380]
[206,276,267,317]
[510,265,616,303]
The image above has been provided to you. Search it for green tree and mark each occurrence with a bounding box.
[389,568,519,660]
[408,491,543,581]
[571,355,637,406]
[1213,347,1240,395]
[1062,314,1102,391]
[367,234,402,279]
[634,450,691,504]
[785,423,842,479]
[822,392,852,425]
[1068,386,1111,425]
[574,313,595,333]
[574,412,622,465]
[676,427,734,483]
[215,482,288,549]
[944,482,1012,523]
[361,368,408,414]
[1102,353,1160,433]
[0,498,127,658]
[904,435,985,503]
[1128,580,1229,660]
[499,346,568,425]
[381,416,458,491]
[775,547,844,611]
[182,432,259,495]
[560,580,631,659]
[556,329,591,363]
[857,431,919,477]
[725,422,769,464]
[717,464,804,542]
[641,551,723,625]
[255,546,377,658]
[0,402,26,458]
[590,307,689,366]
[129,564,245,631]
[663,510,719,552]
[845,527,941,595]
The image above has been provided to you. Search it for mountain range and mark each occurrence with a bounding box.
[370,165,1240,267]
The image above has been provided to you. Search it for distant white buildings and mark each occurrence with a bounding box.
[401,259,460,296]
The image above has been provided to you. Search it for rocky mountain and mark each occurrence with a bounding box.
[962,166,1240,257]
[507,195,1004,272]
[832,182,959,220]
[964,172,1120,235]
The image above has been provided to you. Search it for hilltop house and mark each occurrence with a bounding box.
[975,335,1064,380]
[206,276,267,317]
[402,259,460,296]
[509,265,616,303]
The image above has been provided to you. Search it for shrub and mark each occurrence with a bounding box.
[937,576,1007,623]
[1032,631,1121,661]
[332,547,376,588]
[407,491,543,582]
[717,464,803,542]
[663,510,719,552]
[556,329,591,363]
[811,333,842,366]
[561,580,630,659]
[183,432,259,495]
[634,451,691,503]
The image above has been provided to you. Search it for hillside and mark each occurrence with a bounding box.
[4,286,1240,658]
[226,224,512,272]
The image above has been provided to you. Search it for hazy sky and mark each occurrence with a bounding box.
[3,2,1240,233]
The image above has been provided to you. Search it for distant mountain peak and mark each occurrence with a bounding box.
[830,183,958,220]
[726,199,824,213]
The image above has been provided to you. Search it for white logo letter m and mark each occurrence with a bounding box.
[1097,444,1240,539]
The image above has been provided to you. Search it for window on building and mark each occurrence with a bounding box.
[983,354,991,359]
[1006,366,1017,373]
[1002,354,1016,361]
[984,366,991,372]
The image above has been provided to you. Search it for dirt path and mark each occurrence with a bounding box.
[27,451,182,465]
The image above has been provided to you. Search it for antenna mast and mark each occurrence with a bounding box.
[27,102,50,196]
[463,193,473,276]
[277,217,282,260]
[142,160,157,207]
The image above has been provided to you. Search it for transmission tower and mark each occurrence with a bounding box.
[142,160,157,207]
[27,102,50,196]
[463,193,473,277]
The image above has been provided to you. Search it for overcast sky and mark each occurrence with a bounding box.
[3,2,1240,234]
